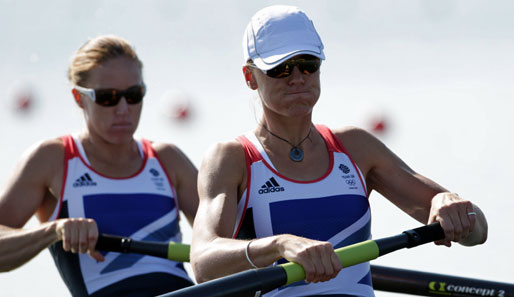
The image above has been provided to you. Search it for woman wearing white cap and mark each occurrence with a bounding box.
[191,5,488,296]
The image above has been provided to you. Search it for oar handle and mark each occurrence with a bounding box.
[282,222,445,285]
[280,239,381,285]
[375,222,445,257]
[162,223,445,297]
[146,223,447,297]
[96,234,130,253]
[95,234,190,262]
[404,222,445,248]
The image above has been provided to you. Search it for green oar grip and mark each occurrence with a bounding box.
[337,240,380,267]
[168,242,190,262]
[281,240,380,285]
[281,262,306,286]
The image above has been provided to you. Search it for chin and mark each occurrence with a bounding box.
[106,131,136,145]
[287,103,315,117]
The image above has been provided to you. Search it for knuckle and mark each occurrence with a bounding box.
[443,223,454,232]
[439,207,450,215]
[321,242,333,250]
[297,248,310,258]
[62,219,72,228]
[454,225,463,236]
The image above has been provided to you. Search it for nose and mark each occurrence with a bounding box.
[287,65,305,84]
[115,97,130,114]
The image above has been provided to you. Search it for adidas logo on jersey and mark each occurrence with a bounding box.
[73,173,97,187]
[258,177,285,194]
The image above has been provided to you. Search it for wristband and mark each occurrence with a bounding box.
[245,240,259,269]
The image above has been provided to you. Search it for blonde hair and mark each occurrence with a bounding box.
[68,35,143,86]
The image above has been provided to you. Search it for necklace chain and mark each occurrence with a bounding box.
[261,124,311,162]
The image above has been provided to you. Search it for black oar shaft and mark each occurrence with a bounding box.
[96,234,191,262]
[130,240,169,259]
[95,234,130,253]
[404,222,446,248]
[163,223,445,297]
[157,267,287,297]
[94,225,511,297]
[375,222,445,256]
[371,265,514,297]
[96,234,169,259]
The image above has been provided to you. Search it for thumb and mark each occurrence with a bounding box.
[88,250,105,262]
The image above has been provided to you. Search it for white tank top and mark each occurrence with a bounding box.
[48,135,191,296]
[234,125,375,297]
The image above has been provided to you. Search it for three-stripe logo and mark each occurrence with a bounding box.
[73,173,97,187]
[258,177,285,194]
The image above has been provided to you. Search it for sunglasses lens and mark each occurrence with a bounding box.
[298,60,320,74]
[267,63,291,78]
[94,90,119,107]
[93,85,145,106]
[124,86,145,104]
[266,56,320,78]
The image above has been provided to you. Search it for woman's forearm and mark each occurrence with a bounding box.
[0,222,59,272]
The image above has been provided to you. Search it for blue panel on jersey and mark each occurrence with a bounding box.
[276,221,372,291]
[333,220,371,249]
[140,217,180,242]
[83,193,175,237]
[279,280,307,289]
[101,216,179,274]
[270,194,368,241]
[358,270,373,286]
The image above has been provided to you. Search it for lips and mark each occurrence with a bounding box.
[284,90,311,96]
[112,122,132,128]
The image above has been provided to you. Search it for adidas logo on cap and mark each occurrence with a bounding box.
[258,177,285,194]
[73,173,97,187]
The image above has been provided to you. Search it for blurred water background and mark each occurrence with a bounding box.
[1,0,513,296]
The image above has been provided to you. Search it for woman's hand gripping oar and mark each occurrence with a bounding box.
[158,223,445,297]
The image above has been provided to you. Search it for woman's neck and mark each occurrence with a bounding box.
[78,132,142,175]
[258,113,313,144]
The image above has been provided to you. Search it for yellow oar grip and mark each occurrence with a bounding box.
[282,240,380,285]
[168,242,191,263]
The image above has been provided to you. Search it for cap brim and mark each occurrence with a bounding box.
[252,47,325,71]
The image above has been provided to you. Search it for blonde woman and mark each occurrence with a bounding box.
[0,35,198,296]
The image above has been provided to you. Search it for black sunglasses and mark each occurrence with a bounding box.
[259,55,321,79]
[74,84,146,107]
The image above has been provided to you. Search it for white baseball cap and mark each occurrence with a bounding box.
[243,5,325,71]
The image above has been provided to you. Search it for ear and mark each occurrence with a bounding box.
[242,66,257,90]
[71,89,84,108]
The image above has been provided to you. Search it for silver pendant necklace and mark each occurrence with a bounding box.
[261,124,311,162]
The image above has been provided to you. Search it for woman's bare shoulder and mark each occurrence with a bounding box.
[19,137,66,167]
